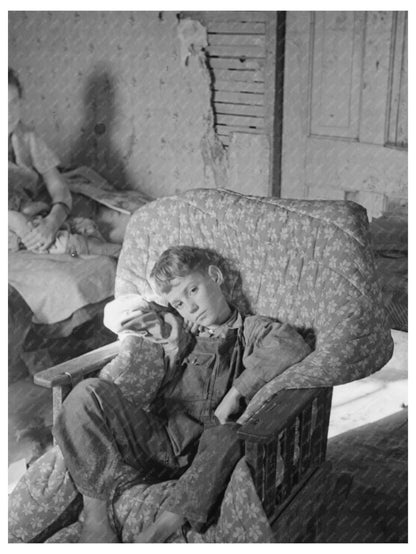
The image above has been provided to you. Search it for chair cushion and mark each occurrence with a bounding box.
[8,447,81,543]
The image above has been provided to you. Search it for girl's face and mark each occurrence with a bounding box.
[8,84,21,135]
[165,267,231,329]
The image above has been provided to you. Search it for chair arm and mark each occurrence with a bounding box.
[33,340,120,389]
[238,387,333,520]
[238,387,332,444]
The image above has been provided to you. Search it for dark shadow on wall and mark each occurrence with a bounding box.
[70,63,129,190]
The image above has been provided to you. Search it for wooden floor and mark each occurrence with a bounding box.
[325,409,407,542]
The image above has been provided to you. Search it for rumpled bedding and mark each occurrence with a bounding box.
[8,251,117,325]
[8,166,150,326]
[63,166,151,215]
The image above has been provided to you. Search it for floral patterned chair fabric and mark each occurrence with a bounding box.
[9,447,273,543]
[115,188,392,421]
[9,188,393,542]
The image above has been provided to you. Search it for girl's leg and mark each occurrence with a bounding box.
[136,423,244,542]
[53,378,181,540]
[79,496,120,543]
[163,422,244,532]
[54,377,181,498]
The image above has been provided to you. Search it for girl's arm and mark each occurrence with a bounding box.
[233,316,312,401]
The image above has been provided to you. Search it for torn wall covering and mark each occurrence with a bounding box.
[9,12,268,198]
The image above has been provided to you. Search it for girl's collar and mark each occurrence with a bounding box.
[199,309,242,338]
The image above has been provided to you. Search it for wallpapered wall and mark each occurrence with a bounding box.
[9,11,249,198]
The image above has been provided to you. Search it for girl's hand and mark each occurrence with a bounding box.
[182,318,204,335]
[214,387,243,424]
[104,295,150,334]
[121,311,183,345]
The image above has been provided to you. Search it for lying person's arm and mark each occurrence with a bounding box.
[21,167,72,252]
[214,317,311,423]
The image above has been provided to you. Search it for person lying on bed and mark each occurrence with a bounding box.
[8,67,120,258]
[53,245,312,542]
[9,201,121,257]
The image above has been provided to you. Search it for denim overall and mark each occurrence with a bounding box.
[154,325,245,459]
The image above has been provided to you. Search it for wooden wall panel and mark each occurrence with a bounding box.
[386,12,408,148]
[309,12,365,140]
[181,10,285,195]
[183,10,277,147]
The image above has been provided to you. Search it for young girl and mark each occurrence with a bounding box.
[54,245,312,542]
[8,67,120,257]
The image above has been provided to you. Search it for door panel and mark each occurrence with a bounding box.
[310,12,364,140]
[282,11,407,219]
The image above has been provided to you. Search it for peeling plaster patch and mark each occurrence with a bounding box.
[177,18,207,67]
[228,134,270,196]
[176,17,228,189]
[201,124,229,189]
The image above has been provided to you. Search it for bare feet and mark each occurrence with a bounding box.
[78,496,119,543]
[136,510,185,543]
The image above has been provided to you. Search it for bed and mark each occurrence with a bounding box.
[8,167,151,382]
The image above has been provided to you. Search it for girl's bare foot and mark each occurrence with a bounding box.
[78,496,119,543]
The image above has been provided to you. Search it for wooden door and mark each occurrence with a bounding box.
[282,11,407,218]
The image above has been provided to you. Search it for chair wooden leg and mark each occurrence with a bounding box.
[271,461,333,542]
[52,385,72,444]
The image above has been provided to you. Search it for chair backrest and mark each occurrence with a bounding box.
[116,188,392,395]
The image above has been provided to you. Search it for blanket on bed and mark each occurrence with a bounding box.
[8,251,117,325]
[8,166,151,325]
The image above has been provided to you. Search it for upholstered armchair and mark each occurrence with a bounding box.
[9,188,393,543]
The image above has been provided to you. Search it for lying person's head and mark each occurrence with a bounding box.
[150,245,231,328]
